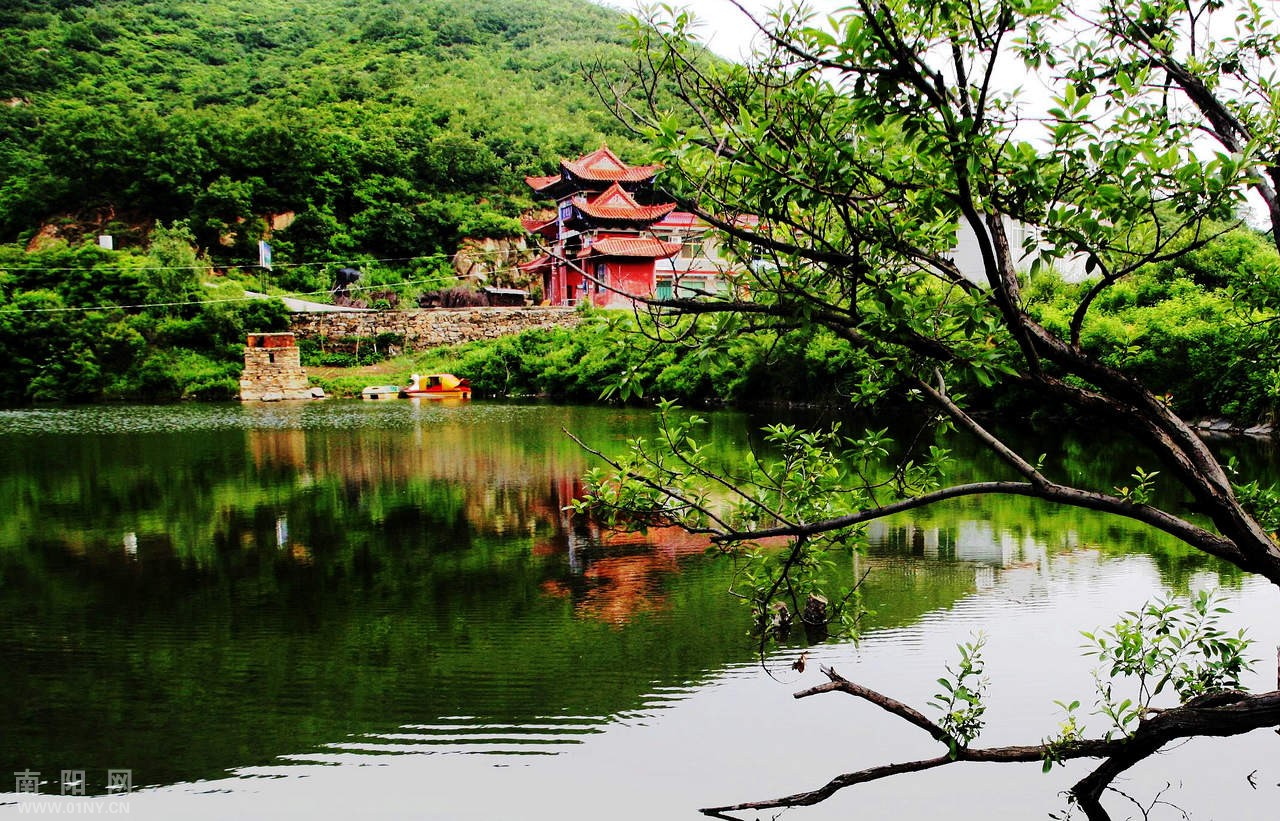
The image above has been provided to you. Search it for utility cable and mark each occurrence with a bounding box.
[0,247,523,274]
[0,265,536,314]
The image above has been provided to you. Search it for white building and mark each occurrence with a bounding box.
[952,217,1092,285]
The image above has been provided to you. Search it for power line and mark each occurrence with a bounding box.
[0,250,495,274]
[0,265,535,315]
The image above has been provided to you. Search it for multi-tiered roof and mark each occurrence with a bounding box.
[525,145,663,199]
[521,146,704,305]
[525,145,676,235]
[523,145,683,256]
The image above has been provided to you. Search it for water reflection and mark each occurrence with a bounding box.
[0,404,756,796]
[540,520,713,625]
[0,402,1269,820]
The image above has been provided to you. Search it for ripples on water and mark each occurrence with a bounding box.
[1,402,1276,821]
[310,717,611,759]
[0,401,543,436]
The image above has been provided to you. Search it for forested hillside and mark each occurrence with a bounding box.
[0,0,648,404]
[0,0,643,271]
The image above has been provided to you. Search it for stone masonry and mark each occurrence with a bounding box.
[240,332,317,401]
[288,307,582,349]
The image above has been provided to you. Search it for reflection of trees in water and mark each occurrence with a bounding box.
[15,405,1149,800]
[246,425,593,539]
[5,420,1243,612]
[19,409,1204,800]
[249,428,307,472]
[249,421,591,484]
[855,514,1246,639]
[865,493,1245,594]
[243,426,723,629]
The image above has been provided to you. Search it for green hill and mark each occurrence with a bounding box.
[0,0,645,269]
[0,0,652,405]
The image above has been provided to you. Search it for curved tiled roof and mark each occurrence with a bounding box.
[563,145,662,182]
[526,146,662,194]
[521,215,556,234]
[576,183,676,223]
[525,174,562,193]
[588,237,682,259]
[517,253,553,271]
[652,212,703,229]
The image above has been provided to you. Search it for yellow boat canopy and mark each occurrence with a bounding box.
[408,373,464,391]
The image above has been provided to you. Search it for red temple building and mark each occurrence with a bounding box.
[519,146,731,308]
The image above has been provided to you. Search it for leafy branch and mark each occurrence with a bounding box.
[928,634,989,755]
[1084,590,1254,737]
[702,596,1275,821]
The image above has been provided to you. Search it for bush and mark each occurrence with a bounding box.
[0,234,295,405]
[384,313,877,405]
[1025,227,1280,424]
[183,375,239,400]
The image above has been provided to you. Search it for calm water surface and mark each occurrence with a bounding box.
[0,401,1276,820]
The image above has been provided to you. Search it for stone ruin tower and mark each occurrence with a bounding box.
[239,332,320,401]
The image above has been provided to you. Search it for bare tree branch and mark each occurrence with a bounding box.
[700,665,1280,820]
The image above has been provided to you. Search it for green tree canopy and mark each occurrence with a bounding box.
[580,2,1280,818]
[0,0,651,266]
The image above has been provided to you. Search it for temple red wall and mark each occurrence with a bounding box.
[595,261,655,308]
[549,266,588,305]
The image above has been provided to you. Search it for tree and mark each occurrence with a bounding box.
[577,1,1280,818]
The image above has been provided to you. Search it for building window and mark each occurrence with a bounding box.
[594,263,608,294]
[673,275,721,298]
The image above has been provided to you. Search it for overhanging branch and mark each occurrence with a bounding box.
[701,664,1280,819]
[709,478,1242,568]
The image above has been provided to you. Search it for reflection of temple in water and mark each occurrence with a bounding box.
[243,426,709,625]
[536,478,713,625]
[239,424,1092,624]
[247,424,592,539]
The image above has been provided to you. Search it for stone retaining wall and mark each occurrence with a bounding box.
[289,307,582,350]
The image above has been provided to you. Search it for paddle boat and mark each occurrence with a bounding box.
[361,385,401,400]
[399,373,472,400]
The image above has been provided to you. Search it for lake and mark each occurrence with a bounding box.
[0,401,1276,820]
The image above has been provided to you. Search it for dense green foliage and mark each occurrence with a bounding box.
[305,309,870,405]
[298,332,407,368]
[1028,226,1280,424]
[0,0,659,404]
[0,223,290,403]
[0,0,645,287]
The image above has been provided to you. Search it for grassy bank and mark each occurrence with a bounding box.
[302,310,866,405]
[303,226,1280,425]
